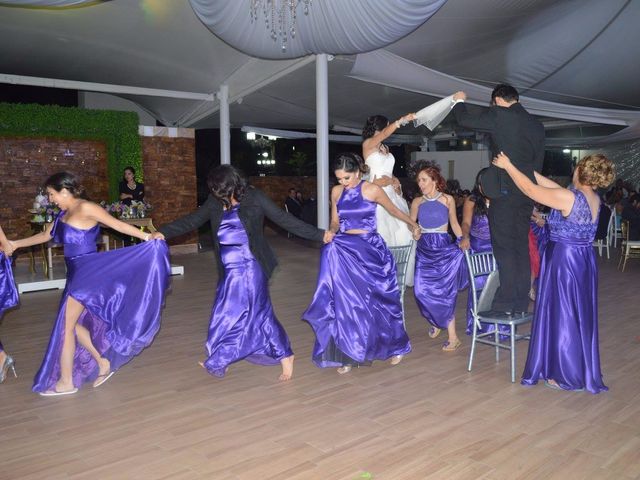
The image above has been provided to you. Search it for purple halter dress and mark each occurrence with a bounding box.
[303,181,411,368]
[521,189,607,393]
[32,213,170,393]
[414,197,468,330]
[202,206,293,377]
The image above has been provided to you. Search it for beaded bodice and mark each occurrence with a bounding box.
[418,196,448,230]
[547,188,598,246]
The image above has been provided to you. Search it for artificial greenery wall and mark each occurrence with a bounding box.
[0,102,142,200]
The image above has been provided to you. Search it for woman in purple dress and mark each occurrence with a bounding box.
[303,153,419,374]
[0,225,19,383]
[411,161,468,351]
[8,172,169,396]
[493,153,614,393]
[159,165,329,381]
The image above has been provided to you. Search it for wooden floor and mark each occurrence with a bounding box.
[1,231,639,480]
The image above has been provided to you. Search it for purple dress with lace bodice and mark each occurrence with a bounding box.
[32,212,170,393]
[414,197,468,330]
[521,189,607,393]
[202,206,293,377]
[303,182,411,367]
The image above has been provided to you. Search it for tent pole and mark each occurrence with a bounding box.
[219,84,230,165]
[316,54,329,230]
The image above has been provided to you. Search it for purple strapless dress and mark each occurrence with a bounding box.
[0,253,18,318]
[521,189,607,393]
[32,213,170,393]
[414,198,468,330]
[202,206,293,377]
[303,182,411,367]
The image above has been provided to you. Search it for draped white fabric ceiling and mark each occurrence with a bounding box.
[0,0,638,146]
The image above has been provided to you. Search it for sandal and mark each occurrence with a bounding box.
[93,371,115,388]
[40,387,78,397]
[389,355,403,366]
[442,339,462,351]
[337,365,352,375]
[428,326,441,339]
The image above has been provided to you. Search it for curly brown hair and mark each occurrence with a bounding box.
[576,154,615,189]
[410,160,447,193]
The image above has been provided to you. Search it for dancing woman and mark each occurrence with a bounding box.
[303,152,420,374]
[411,161,468,351]
[493,152,613,393]
[8,172,169,396]
[0,225,19,383]
[159,165,329,381]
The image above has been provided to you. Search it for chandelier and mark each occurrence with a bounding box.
[249,0,313,53]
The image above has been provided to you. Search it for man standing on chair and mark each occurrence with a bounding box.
[451,85,545,317]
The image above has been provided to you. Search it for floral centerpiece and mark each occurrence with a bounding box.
[30,190,60,223]
[101,200,152,219]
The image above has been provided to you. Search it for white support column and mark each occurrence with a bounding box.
[219,84,231,165]
[315,54,329,229]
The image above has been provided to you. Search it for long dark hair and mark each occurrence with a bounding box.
[332,152,369,175]
[470,168,489,216]
[123,166,136,181]
[206,165,248,209]
[362,115,389,140]
[44,172,88,199]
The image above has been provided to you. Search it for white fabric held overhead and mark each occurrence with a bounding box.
[189,0,447,59]
[413,95,455,131]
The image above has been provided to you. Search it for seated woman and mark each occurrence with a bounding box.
[303,152,419,374]
[493,152,614,393]
[411,161,468,351]
[119,166,145,206]
[0,225,19,384]
[8,172,169,396]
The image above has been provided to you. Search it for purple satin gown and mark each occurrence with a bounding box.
[303,181,411,368]
[0,253,19,352]
[203,206,293,377]
[414,197,468,329]
[521,189,607,393]
[32,213,170,393]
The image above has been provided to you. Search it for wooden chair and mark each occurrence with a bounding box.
[464,250,533,382]
[618,220,640,272]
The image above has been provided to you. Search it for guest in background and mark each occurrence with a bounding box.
[0,225,19,384]
[493,152,613,393]
[285,188,302,218]
[301,194,318,226]
[160,165,329,381]
[622,193,640,240]
[119,166,145,206]
[303,153,419,374]
[411,161,468,351]
[8,172,168,396]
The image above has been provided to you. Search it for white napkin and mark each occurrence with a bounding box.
[413,95,455,130]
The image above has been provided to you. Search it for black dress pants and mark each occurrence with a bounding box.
[488,195,533,312]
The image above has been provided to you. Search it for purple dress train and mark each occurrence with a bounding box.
[303,181,411,368]
[521,189,607,393]
[202,206,293,377]
[32,213,170,393]
[414,196,468,329]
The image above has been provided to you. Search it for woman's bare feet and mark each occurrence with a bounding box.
[279,355,294,381]
[390,354,404,365]
[51,379,76,394]
[337,365,352,374]
[92,358,113,388]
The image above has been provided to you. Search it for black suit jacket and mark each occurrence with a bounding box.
[453,102,545,199]
[159,187,324,280]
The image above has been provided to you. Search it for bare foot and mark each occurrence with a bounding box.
[337,365,352,374]
[53,380,76,394]
[92,358,111,387]
[279,355,294,381]
[390,354,403,365]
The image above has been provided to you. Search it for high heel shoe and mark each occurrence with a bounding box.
[0,355,17,383]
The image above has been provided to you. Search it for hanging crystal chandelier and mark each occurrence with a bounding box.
[249,0,313,53]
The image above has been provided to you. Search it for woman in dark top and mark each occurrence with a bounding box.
[119,166,145,205]
[159,165,331,381]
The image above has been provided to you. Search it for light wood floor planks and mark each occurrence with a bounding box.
[1,231,639,480]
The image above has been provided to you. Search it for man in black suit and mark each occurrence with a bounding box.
[452,84,545,316]
[284,188,303,218]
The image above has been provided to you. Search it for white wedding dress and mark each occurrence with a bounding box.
[365,150,416,286]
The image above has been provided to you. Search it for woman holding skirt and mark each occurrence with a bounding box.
[411,161,468,351]
[0,225,19,383]
[303,152,420,374]
[159,165,329,381]
[8,172,169,396]
[493,152,613,393]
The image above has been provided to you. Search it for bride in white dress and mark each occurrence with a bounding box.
[362,113,417,285]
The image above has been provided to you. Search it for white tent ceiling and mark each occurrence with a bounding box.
[1,0,639,145]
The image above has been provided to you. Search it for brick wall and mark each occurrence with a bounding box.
[249,176,320,206]
[0,135,197,250]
